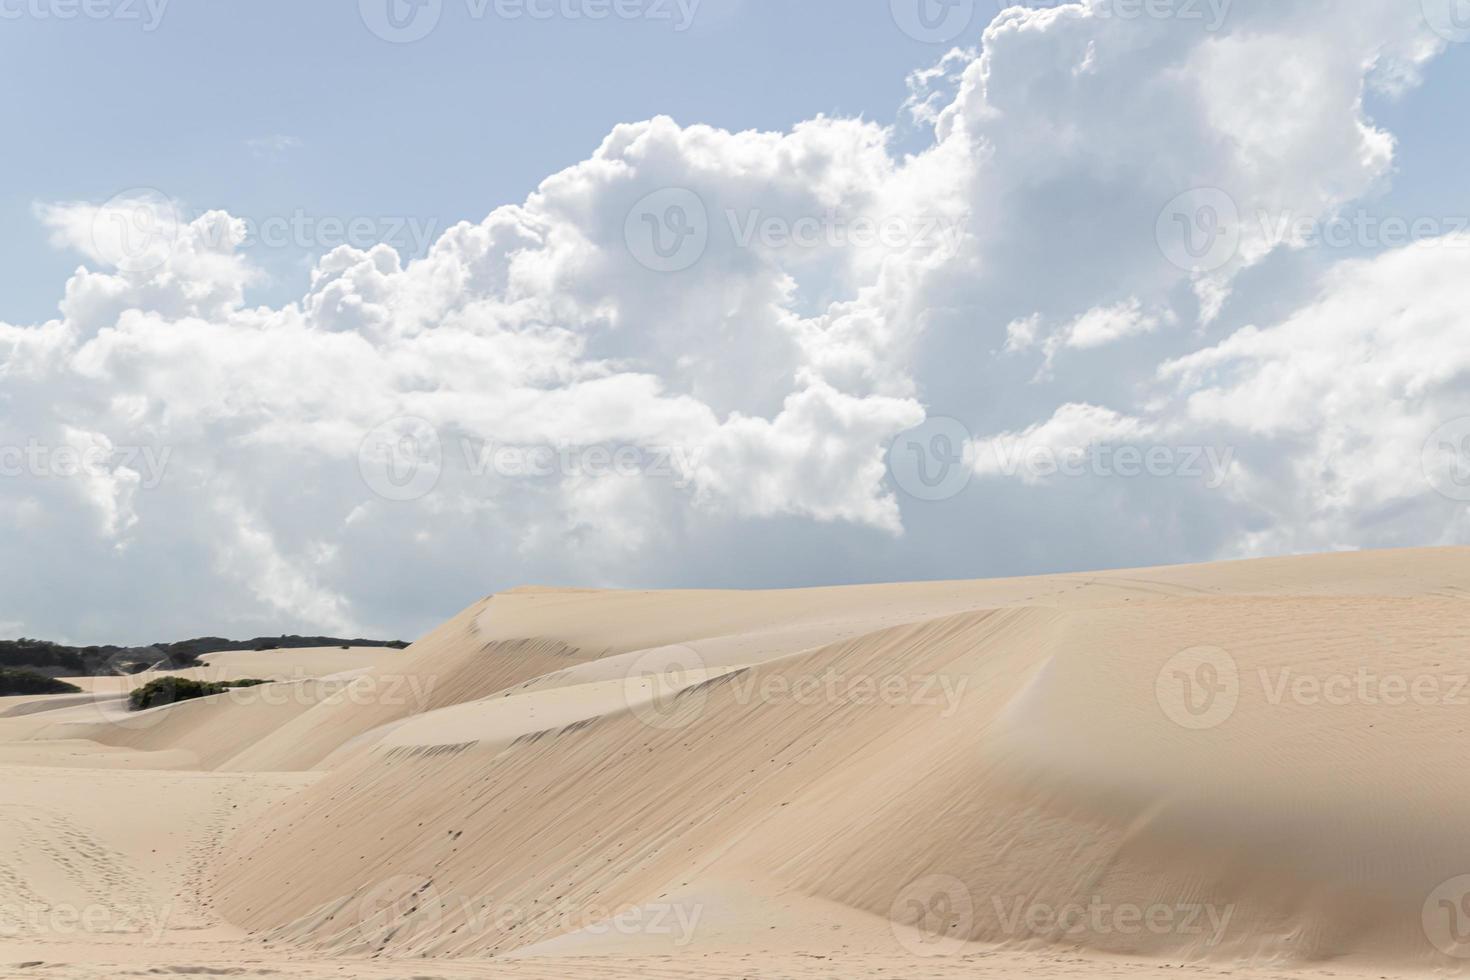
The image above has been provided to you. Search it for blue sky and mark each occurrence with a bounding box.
[3,1,1470,643]
[0,0,988,321]
[3,1,1467,321]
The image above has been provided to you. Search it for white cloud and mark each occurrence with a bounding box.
[212,497,357,634]
[977,236,1470,554]
[1005,299,1170,378]
[971,403,1154,483]
[59,427,142,542]
[1157,238,1470,553]
[1066,299,1164,350]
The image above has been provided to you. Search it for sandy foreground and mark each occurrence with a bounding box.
[3,548,1470,979]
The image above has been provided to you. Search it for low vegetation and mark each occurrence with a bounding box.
[0,668,83,697]
[0,635,409,678]
[128,677,272,712]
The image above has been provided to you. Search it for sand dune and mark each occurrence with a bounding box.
[3,547,1470,978]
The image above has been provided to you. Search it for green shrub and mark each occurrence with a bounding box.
[127,677,271,711]
[0,669,83,696]
[1,635,406,677]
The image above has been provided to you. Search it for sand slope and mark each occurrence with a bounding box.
[4,547,1470,978]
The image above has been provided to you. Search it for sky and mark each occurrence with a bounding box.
[1,0,1469,644]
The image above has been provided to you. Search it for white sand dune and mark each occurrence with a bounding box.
[3,547,1470,978]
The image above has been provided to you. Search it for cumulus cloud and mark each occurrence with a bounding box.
[0,0,1463,641]
[1159,239,1470,554]
[1005,298,1171,378]
[976,237,1470,555]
